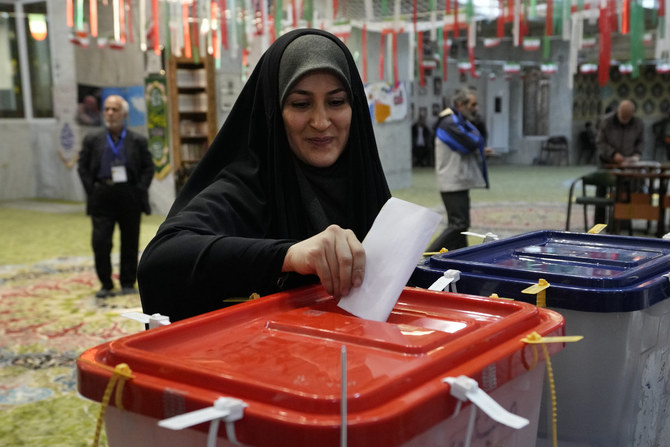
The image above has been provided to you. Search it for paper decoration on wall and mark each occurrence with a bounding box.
[364,82,407,124]
[57,122,79,169]
[145,75,170,180]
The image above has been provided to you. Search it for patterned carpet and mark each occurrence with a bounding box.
[0,257,143,446]
[0,200,590,446]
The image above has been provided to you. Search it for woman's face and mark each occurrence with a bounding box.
[282,72,352,168]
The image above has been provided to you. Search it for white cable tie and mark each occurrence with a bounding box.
[443,375,529,430]
[482,232,499,242]
[428,269,461,292]
[158,396,248,446]
[121,312,171,329]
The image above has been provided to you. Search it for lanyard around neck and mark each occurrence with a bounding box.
[106,129,127,156]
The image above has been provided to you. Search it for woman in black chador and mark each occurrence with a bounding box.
[138,29,391,322]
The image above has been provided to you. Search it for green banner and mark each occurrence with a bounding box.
[145,74,170,180]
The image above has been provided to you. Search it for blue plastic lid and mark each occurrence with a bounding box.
[411,231,670,312]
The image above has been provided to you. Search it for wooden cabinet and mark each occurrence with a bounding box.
[167,54,217,192]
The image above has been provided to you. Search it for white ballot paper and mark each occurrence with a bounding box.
[337,197,442,321]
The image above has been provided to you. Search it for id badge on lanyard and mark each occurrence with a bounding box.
[108,130,128,183]
[111,164,128,183]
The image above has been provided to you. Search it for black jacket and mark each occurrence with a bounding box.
[77,128,154,215]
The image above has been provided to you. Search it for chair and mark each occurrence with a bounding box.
[540,135,570,166]
[566,170,616,231]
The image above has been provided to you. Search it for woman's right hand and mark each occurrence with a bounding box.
[282,224,365,299]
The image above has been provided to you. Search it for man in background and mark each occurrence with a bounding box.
[597,100,644,166]
[77,95,154,298]
[411,111,433,167]
[427,86,490,252]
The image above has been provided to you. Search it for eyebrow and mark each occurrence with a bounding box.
[288,87,347,97]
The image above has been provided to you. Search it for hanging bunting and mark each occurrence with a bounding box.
[630,0,644,78]
[581,63,598,73]
[545,0,553,35]
[619,62,633,74]
[67,0,74,29]
[75,0,86,36]
[303,0,314,26]
[183,1,192,58]
[598,2,612,86]
[504,62,520,74]
[541,62,558,74]
[127,0,134,43]
[523,36,541,50]
[484,37,501,47]
[453,0,459,38]
[120,0,126,44]
[275,0,283,37]
[220,0,229,50]
[140,0,147,51]
[497,0,504,38]
[212,1,221,67]
[622,0,630,34]
[513,0,520,46]
[457,61,472,74]
[291,0,298,27]
[112,0,122,46]
[467,23,477,78]
[152,0,160,55]
[90,0,98,37]
[657,62,670,73]
[379,32,386,81]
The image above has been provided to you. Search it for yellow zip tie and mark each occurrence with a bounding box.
[222,292,261,303]
[92,363,134,447]
[521,278,550,307]
[521,332,583,447]
[588,224,607,234]
[423,248,449,256]
[489,293,514,300]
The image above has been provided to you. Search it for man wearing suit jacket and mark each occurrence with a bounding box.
[78,95,154,298]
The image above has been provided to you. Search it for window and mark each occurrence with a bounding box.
[522,67,549,136]
[0,1,53,118]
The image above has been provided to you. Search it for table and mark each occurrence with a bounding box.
[611,169,670,237]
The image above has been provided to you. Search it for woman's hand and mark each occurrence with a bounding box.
[283,224,365,298]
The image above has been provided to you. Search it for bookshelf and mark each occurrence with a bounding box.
[167,54,217,192]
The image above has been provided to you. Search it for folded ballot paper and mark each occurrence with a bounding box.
[338,197,442,322]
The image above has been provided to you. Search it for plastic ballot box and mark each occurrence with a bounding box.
[77,285,565,447]
[410,230,670,446]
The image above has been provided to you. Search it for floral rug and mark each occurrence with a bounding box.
[0,257,143,447]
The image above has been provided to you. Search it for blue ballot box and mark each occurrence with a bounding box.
[410,230,670,447]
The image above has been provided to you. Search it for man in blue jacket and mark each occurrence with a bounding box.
[77,95,154,298]
[427,86,490,252]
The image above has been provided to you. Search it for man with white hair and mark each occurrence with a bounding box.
[78,95,154,298]
[596,99,644,165]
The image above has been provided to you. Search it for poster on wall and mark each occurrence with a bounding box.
[55,84,79,169]
[101,85,147,128]
[145,75,170,180]
[364,82,407,124]
[76,84,103,127]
